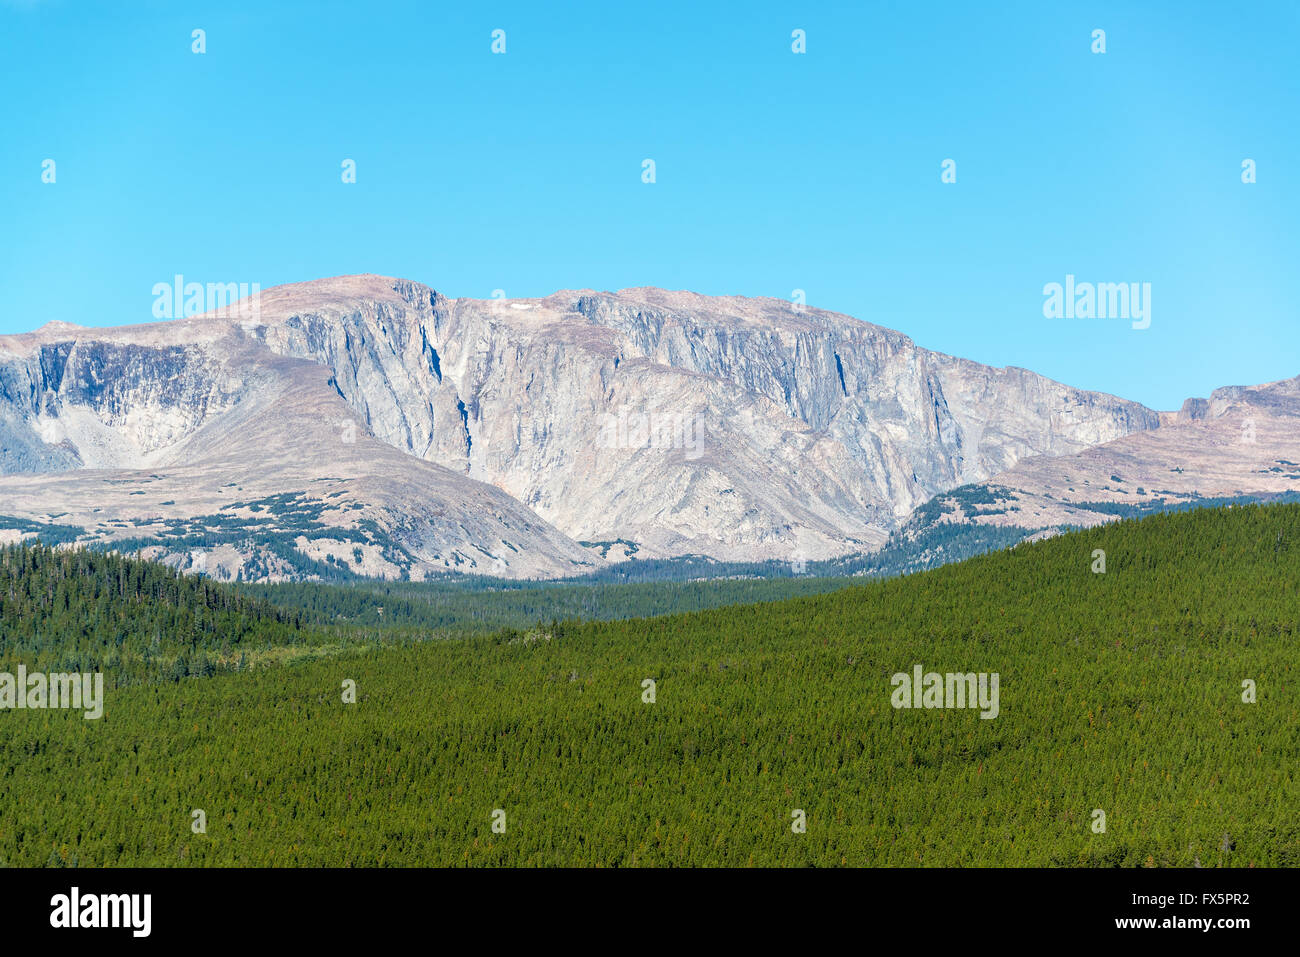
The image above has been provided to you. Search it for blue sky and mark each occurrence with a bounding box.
[2,0,1296,410]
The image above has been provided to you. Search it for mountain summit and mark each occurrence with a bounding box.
[1,275,1263,581]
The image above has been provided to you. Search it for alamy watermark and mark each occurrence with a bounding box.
[890,664,1000,719]
[597,409,704,460]
[50,887,150,937]
[1042,275,1150,330]
[0,666,103,719]
[152,274,261,321]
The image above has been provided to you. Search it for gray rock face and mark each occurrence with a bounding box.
[243,276,1159,560]
[946,375,1300,533]
[0,318,597,581]
[0,275,1163,577]
[0,334,242,470]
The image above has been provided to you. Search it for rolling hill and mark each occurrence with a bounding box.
[2,502,1295,866]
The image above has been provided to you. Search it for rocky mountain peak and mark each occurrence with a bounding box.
[0,274,1173,580]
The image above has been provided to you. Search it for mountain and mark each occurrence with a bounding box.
[0,308,596,581]
[916,376,1300,536]
[0,274,1188,581]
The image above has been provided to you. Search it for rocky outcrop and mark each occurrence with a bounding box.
[0,334,243,470]
[240,276,1160,559]
[0,274,1166,577]
[0,324,598,581]
[931,376,1300,533]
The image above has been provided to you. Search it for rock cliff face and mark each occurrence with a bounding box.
[242,276,1159,559]
[0,330,243,472]
[0,274,1164,578]
[934,375,1300,534]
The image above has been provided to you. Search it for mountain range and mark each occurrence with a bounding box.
[0,274,1293,581]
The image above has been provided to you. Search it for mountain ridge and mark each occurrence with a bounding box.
[2,274,1282,582]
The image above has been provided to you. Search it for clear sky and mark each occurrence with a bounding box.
[2,0,1296,410]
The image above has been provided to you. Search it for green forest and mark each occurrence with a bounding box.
[0,503,1296,866]
[0,545,345,685]
[239,572,869,634]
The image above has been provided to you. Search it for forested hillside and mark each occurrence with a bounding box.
[242,574,867,632]
[1,504,1296,866]
[0,545,332,683]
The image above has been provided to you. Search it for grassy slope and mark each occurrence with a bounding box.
[2,503,1297,867]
